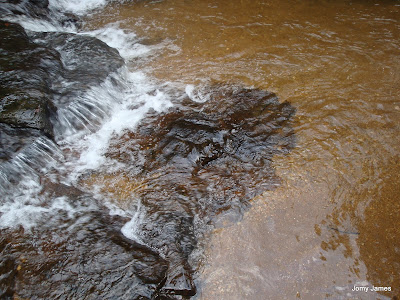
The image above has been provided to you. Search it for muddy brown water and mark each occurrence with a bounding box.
[84,0,400,298]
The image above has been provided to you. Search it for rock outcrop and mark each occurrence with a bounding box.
[105,85,296,297]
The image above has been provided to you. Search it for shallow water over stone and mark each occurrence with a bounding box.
[1,0,400,299]
[0,5,296,295]
[85,0,400,298]
[81,85,295,296]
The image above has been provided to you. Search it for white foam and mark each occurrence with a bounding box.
[86,24,152,60]
[120,201,145,244]
[4,14,70,34]
[0,175,98,230]
[49,0,108,15]
[0,203,48,230]
[0,0,175,233]
[0,178,56,230]
[185,84,211,103]
[65,70,173,178]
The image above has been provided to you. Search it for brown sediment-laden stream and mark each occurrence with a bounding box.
[0,0,399,299]
[84,0,400,298]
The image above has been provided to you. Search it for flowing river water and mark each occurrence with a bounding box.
[1,0,400,299]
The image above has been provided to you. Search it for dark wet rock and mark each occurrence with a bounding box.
[0,19,125,162]
[33,31,125,99]
[0,122,61,194]
[59,12,81,28]
[0,239,16,299]
[0,0,80,29]
[0,19,146,299]
[28,0,49,9]
[0,123,43,162]
[28,31,126,133]
[0,21,59,136]
[1,2,208,299]
[0,0,50,20]
[5,3,82,40]
[106,85,296,297]
[0,188,169,300]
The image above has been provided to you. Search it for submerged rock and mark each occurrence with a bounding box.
[105,85,296,297]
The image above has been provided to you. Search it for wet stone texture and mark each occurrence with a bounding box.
[0,20,59,136]
[103,85,296,297]
[0,10,124,138]
[0,19,124,137]
[31,31,125,133]
[0,11,170,298]
[32,31,125,98]
[0,83,295,298]
[0,0,80,28]
[0,184,169,300]
[0,16,124,186]
[0,123,43,163]
[0,0,50,21]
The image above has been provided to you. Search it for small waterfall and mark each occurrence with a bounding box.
[0,0,170,194]
[0,2,178,297]
[0,124,63,195]
[0,0,296,298]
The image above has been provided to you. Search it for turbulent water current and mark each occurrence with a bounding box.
[1,0,400,299]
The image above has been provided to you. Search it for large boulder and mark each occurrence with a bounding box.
[33,31,125,100]
[104,84,296,297]
[0,19,125,156]
[0,20,60,136]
